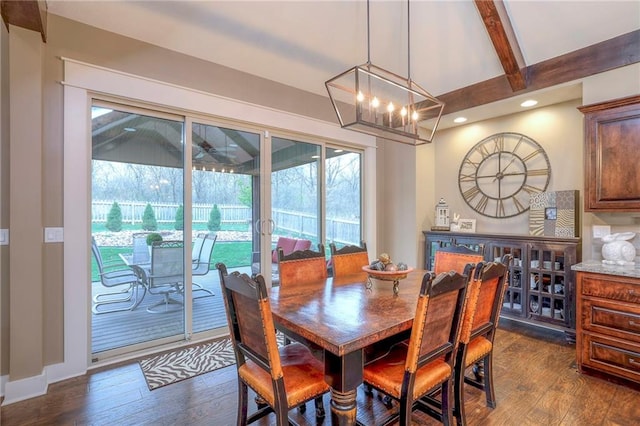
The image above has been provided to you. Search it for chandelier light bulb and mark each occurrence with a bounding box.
[412,110,419,121]
[371,97,380,108]
[400,107,407,117]
[387,102,395,113]
[356,91,365,102]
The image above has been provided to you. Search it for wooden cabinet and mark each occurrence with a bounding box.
[578,95,640,211]
[424,231,580,336]
[576,271,640,386]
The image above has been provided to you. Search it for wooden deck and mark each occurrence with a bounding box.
[91,268,249,354]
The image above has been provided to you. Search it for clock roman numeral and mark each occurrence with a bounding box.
[478,144,492,159]
[475,195,489,212]
[522,148,543,163]
[463,158,480,168]
[522,184,542,194]
[527,168,549,176]
[463,186,481,201]
[493,135,504,153]
[459,173,476,182]
[511,196,526,213]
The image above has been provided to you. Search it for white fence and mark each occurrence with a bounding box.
[92,201,360,245]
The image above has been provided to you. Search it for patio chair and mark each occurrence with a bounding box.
[91,237,146,314]
[191,232,216,298]
[131,232,151,265]
[132,240,184,314]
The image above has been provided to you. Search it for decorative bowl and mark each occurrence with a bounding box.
[362,266,414,294]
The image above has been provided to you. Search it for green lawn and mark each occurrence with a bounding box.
[92,241,252,281]
[91,222,249,233]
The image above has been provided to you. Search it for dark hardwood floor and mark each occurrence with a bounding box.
[3,319,640,425]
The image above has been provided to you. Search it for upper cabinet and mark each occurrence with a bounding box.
[579,95,640,212]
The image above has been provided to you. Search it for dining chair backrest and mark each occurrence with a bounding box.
[453,255,512,424]
[192,232,217,275]
[216,263,283,382]
[150,240,184,287]
[277,244,327,286]
[469,255,512,341]
[329,241,369,277]
[407,265,472,374]
[434,245,484,276]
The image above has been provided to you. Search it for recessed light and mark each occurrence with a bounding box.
[123,127,136,132]
[453,117,467,123]
[521,100,538,107]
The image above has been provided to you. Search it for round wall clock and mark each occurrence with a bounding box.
[458,132,551,218]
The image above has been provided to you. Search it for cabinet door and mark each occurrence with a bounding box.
[490,241,525,317]
[580,96,640,211]
[527,243,575,328]
[424,233,455,270]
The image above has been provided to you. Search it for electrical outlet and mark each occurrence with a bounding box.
[592,225,611,239]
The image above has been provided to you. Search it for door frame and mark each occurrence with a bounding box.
[58,58,376,383]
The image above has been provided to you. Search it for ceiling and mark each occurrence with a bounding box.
[10,1,640,128]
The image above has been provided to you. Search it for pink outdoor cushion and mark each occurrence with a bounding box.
[271,237,299,263]
[294,239,312,252]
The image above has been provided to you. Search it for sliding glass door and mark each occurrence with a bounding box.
[325,147,362,251]
[90,101,362,360]
[190,121,261,333]
[91,103,187,356]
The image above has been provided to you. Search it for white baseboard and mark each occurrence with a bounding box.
[1,371,47,406]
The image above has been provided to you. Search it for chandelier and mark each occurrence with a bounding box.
[325,0,444,145]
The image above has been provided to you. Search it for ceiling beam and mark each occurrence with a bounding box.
[0,0,47,42]
[436,29,640,115]
[474,0,526,92]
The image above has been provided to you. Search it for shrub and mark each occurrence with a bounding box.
[146,233,163,246]
[105,202,123,232]
[207,204,221,231]
[174,204,184,230]
[142,203,158,231]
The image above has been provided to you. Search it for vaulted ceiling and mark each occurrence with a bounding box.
[3,1,639,127]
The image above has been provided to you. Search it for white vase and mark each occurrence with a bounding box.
[601,232,636,265]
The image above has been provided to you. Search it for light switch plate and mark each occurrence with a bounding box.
[0,229,8,245]
[592,225,611,239]
[44,227,64,243]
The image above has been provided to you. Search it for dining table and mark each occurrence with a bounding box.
[269,268,427,426]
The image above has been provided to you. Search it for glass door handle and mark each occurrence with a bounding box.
[267,219,275,235]
[255,219,262,234]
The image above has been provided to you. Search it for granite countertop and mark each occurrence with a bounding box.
[572,261,640,279]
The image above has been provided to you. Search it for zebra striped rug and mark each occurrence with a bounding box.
[139,337,235,390]
[139,333,286,390]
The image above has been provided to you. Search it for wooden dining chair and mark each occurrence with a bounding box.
[362,266,473,426]
[216,263,330,426]
[452,254,512,425]
[276,243,327,417]
[433,244,484,276]
[329,241,369,277]
[277,243,327,287]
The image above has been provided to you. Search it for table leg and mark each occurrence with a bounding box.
[324,350,363,426]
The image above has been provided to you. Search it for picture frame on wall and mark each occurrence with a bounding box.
[457,218,476,233]
[529,190,579,237]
